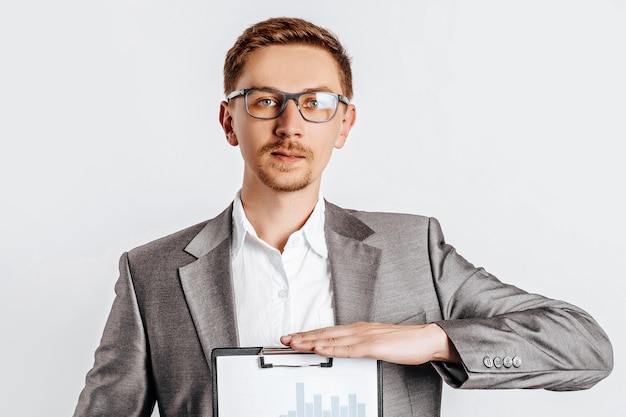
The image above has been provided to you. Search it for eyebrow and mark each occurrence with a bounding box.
[253,86,336,94]
[302,86,334,93]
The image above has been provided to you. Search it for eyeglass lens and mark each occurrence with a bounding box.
[245,89,339,122]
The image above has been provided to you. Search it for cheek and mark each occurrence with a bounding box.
[315,125,345,153]
[238,140,260,162]
[235,124,264,152]
[311,140,338,167]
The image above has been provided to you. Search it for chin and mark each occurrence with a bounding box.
[259,169,313,193]
[266,181,311,193]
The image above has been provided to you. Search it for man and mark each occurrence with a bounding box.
[74,17,613,417]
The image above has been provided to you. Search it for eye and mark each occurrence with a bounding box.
[246,89,283,109]
[256,97,279,107]
[302,93,335,110]
[303,99,319,109]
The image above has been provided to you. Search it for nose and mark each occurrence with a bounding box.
[275,98,304,138]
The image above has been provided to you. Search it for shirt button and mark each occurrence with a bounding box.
[278,289,288,298]
[483,356,494,368]
[493,357,503,368]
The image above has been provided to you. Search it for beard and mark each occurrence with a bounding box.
[257,140,315,192]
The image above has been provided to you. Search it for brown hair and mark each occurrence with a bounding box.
[223,17,353,99]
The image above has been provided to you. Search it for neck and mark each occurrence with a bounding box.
[240,184,320,252]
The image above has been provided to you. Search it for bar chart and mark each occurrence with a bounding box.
[214,353,379,417]
[279,382,366,417]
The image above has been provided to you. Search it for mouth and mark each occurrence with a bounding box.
[270,149,306,163]
[261,141,313,165]
[272,150,304,157]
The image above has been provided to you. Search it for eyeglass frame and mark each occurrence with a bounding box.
[226,87,351,123]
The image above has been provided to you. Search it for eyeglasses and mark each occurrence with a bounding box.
[226,88,350,123]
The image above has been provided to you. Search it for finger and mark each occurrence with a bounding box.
[286,324,355,342]
[285,335,340,351]
[314,343,369,358]
[284,322,389,344]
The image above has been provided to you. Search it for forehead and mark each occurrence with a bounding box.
[235,44,343,93]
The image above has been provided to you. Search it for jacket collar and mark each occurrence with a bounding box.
[179,205,237,366]
[323,201,381,325]
[178,201,381,363]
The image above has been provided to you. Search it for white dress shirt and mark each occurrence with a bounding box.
[231,192,335,347]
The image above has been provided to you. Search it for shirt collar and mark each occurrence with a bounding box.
[231,191,250,258]
[300,195,328,258]
[231,191,328,258]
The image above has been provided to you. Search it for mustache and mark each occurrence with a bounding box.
[259,140,314,158]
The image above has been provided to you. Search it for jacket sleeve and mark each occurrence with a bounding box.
[73,252,156,417]
[426,218,613,390]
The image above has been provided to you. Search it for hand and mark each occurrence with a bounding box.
[280,321,460,365]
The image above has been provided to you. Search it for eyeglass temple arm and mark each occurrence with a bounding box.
[226,89,246,102]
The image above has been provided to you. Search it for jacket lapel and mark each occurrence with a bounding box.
[179,205,238,364]
[325,201,381,325]
[178,201,383,363]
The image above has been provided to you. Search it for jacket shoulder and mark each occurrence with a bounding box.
[350,209,431,227]
[127,220,209,262]
[127,204,233,262]
[326,201,434,236]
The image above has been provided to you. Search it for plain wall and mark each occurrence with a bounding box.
[1,0,624,415]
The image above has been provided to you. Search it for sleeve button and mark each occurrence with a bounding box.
[503,356,513,368]
[483,356,494,368]
[513,356,522,368]
[493,356,503,368]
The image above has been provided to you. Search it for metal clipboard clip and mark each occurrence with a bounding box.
[258,347,334,369]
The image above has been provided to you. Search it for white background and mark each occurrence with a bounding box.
[1,1,624,416]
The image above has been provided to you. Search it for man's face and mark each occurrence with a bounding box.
[220,44,356,194]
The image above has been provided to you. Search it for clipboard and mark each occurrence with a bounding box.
[211,347,382,417]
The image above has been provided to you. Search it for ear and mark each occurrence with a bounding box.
[334,104,356,149]
[219,101,238,146]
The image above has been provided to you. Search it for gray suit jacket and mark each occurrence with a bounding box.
[74,202,613,417]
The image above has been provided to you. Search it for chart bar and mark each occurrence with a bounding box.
[282,383,367,417]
